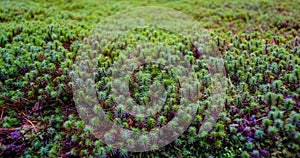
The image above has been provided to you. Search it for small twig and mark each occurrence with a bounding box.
[0,107,4,120]
[0,127,20,131]
[174,146,182,152]
[10,135,23,144]
[257,116,268,122]
[21,112,37,133]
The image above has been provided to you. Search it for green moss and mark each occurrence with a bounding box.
[0,0,299,157]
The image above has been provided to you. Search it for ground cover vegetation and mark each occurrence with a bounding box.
[0,0,299,157]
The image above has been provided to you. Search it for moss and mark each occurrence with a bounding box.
[0,0,299,157]
[241,151,251,158]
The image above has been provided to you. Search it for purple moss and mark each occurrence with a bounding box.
[260,149,269,156]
